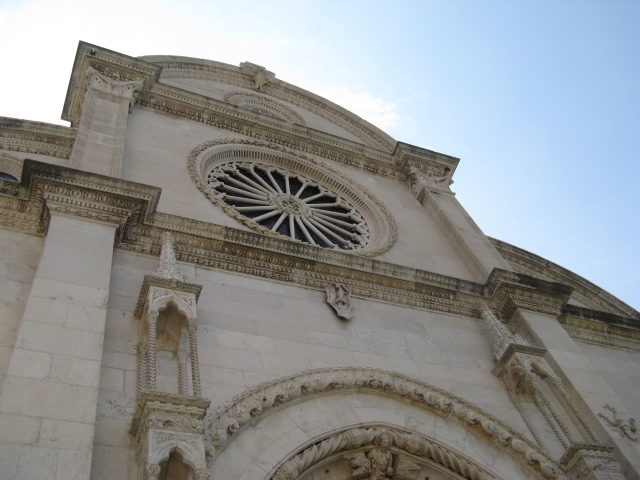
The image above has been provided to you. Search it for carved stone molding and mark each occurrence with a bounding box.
[485,269,573,320]
[63,42,162,126]
[188,138,398,257]
[560,443,624,480]
[0,117,76,159]
[204,366,565,479]
[0,152,24,180]
[131,392,211,480]
[141,56,395,152]
[271,427,499,480]
[139,87,398,177]
[2,160,160,235]
[490,238,639,320]
[224,91,305,125]
[560,308,640,352]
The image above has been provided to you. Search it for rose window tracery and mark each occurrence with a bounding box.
[207,162,369,250]
[190,140,397,256]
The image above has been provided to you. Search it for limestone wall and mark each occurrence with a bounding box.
[122,108,482,281]
[90,248,529,479]
[0,230,43,393]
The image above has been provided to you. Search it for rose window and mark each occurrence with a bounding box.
[207,162,369,250]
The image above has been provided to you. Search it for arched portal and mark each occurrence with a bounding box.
[204,367,566,480]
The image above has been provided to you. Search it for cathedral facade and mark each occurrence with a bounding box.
[0,42,638,480]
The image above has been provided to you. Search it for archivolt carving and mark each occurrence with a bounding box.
[224,91,306,125]
[272,427,497,480]
[0,152,23,180]
[188,138,397,256]
[204,367,566,479]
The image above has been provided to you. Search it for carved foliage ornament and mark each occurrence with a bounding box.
[204,367,565,479]
[189,139,397,256]
[224,91,305,124]
[598,404,639,442]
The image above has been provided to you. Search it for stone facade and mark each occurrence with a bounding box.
[0,42,638,480]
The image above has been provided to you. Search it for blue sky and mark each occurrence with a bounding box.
[1,0,638,309]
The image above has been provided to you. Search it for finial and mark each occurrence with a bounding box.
[154,232,186,282]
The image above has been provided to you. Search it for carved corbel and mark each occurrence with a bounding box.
[406,164,454,201]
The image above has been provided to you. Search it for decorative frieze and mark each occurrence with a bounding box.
[147,57,395,152]
[0,116,76,159]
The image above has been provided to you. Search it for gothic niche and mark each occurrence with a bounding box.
[131,232,210,480]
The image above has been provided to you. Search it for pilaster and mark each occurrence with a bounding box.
[0,161,160,480]
[483,270,640,479]
[393,142,512,281]
[63,42,161,178]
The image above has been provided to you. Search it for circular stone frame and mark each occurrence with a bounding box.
[188,139,397,257]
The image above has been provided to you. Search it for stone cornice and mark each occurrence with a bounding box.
[560,307,640,352]
[485,269,573,320]
[137,84,398,177]
[140,55,396,152]
[0,117,76,159]
[490,237,639,320]
[0,160,160,235]
[4,162,637,337]
[62,41,162,126]
[392,141,460,175]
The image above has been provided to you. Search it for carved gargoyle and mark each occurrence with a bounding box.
[325,283,354,320]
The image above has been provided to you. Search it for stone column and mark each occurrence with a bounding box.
[0,211,119,480]
[188,319,202,397]
[69,67,142,178]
